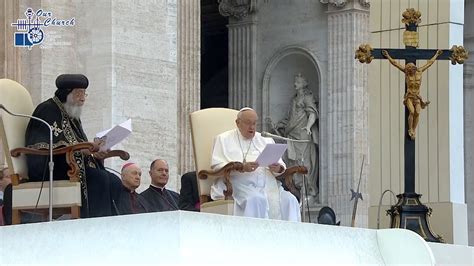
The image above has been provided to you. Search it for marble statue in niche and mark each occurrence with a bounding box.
[271,73,319,205]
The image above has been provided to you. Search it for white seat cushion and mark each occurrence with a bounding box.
[13,180,81,209]
[200,200,234,215]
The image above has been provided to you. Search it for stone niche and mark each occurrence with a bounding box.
[262,46,321,130]
[262,46,322,208]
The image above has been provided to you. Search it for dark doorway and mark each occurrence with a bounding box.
[201,0,228,109]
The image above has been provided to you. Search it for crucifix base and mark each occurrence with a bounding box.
[387,193,443,243]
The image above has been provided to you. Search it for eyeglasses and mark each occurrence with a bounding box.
[72,90,88,98]
[240,119,258,127]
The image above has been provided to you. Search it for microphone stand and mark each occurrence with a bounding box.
[0,104,54,222]
[262,131,312,222]
[296,143,313,223]
[262,131,313,143]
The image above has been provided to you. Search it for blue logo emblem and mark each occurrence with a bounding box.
[11,8,75,49]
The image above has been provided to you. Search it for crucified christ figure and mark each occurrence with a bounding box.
[382,49,443,139]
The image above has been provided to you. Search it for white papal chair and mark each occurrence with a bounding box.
[190,108,238,214]
[189,108,305,216]
[0,79,128,224]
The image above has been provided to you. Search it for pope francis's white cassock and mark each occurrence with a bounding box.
[210,128,301,221]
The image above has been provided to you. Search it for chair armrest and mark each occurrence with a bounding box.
[276,165,307,202]
[198,162,243,180]
[11,143,97,157]
[101,150,130,160]
[10,142,98,182]
[198,163,307,202]
[198,161,243,200]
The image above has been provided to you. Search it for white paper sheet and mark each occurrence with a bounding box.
[95,119,132,151]
[256,143,287,167]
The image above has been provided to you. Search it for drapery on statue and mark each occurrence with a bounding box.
[274,73,319,205]
[382,49,443,139]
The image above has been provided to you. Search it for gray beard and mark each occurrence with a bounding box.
[63,96,83,119]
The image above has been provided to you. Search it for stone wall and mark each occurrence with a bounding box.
[109,0,178,191]
[2,0,185,192]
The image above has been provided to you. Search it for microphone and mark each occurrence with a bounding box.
[261,131,312,143]
[0,104,55,222]
[112,199,121,215]
[105,167,121,176]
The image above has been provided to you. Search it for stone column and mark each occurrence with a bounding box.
[322,0,370,227]
[219,0,257,109]
[177,1,201,175]
[464,0,474,246]
[1,0,21,167]
[1,0,21,81]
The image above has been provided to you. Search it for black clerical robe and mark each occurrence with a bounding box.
[1,184,11,225]
[178,171,200,212]
[25,96,121,218]
[140,186,179,212]
[114,185,150,215]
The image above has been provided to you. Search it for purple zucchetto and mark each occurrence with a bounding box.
[54,74,89,102]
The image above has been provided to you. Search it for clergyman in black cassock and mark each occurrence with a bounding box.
[178,171,200,211]
[25,74,122,218]
[141,159,179,212]
[113,163,150,215]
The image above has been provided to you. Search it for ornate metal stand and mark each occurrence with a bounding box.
[387,193,443,242]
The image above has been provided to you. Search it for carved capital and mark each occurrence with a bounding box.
[320,0,370,8]
[358,0,370,8]
[218,0,256,20]
[320,0,347,8]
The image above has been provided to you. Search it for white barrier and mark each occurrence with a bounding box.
[0,211,437,265]
[428,242,474,265]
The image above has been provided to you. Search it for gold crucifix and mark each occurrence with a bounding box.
[356,8,468,140]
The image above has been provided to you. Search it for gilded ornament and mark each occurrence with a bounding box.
[403,31,419,47]
[355,44,374,64]
[449,45,469,65]
[401,8,421,25]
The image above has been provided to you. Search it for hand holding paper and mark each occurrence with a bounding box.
[243,161,259,172]
[268,163,283,173]
[95,119,132,151]
[255,143,287,167]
